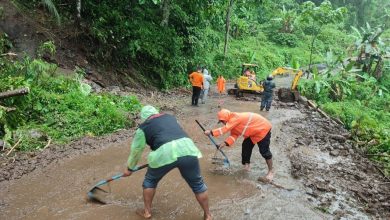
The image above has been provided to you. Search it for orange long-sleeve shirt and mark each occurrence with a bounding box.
[212,111,271,146]
[189,71,204,88]
[216,76,226,93]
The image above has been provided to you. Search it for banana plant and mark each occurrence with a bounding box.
[351,23,385,79]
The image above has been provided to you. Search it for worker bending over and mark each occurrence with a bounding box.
[125,105,212,220]
[204,109,274,182]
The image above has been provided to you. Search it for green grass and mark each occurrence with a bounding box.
[0,57,141,151]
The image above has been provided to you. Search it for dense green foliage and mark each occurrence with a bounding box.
[0,47,141,150]
[16,0,356,88]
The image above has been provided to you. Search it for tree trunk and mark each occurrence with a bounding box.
[0,88,30,99]
[306,35,316,79]
[75,0,81,27]
[160,0,171,27]
[77,0,81,19]
[308,34,316,75]
[373,56,384,79]
[308,25,321,77]
[223,0,234,59]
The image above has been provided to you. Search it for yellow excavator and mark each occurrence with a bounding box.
[228,64,303,97]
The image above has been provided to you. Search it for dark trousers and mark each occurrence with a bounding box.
[192,86,202,105]
[261,93,273,111]
[142,156,207,193]
[241,131,272,165]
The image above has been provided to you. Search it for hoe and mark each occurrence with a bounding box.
[195,119,230,168]
[87,164,148,204]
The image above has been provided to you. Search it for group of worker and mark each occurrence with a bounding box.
[123,67,277,219]
[189,66,275,111]
[125,105,274,219]
[188,66,226,106]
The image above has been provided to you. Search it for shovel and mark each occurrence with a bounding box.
[195,120,230,168]
[87,164,148,203]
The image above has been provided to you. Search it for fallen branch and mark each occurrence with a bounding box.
[1,52,17,57]
[0,105,16,112]
[366,154,390,158]
[371,162,390,181]
[307,100,317,108]
[317,107,330,119]
[307,99,346,125]
[330,116,344,126]
[6,139,22,156]
[43,138,52,150]
[0,88,30,99]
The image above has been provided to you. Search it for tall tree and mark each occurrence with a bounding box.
[41,0,60,24]
[223,0,234,58]
[300,1,347,70]
[160,0,171,26]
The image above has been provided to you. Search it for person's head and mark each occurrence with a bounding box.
[140,105,159,121]
[197,66,202,72]
[267,75,273,80]
[217,109,232,125]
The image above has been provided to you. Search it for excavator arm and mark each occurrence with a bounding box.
[271,67,303,90]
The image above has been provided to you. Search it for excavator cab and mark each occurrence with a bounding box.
[228,63,263,97]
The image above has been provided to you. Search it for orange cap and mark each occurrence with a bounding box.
[217,109,231,122]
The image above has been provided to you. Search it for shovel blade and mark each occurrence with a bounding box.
[87,187,109,204]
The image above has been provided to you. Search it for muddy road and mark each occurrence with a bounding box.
[0,80,389,219]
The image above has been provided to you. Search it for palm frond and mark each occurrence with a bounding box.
[41,0,61,25]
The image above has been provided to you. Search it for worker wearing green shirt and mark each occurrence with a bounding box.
[124,105,212,220]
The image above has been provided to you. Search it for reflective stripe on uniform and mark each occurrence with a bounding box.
[241,113,253,136]
[227,136,236,143]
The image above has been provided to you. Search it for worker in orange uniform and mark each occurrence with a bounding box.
[204,109,274,182]
[189,67,204,106]
[216,75,226,95]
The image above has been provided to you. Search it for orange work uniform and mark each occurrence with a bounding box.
[189,72,204,88]
[211,109,272,146]
[216,76,226,93]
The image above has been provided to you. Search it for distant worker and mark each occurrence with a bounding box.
[189,67,204,106]
[249,71,256,82]
[260,75,275,111]
[124,105,212,220]
[244,68,251,77]
[203,109,274,182]
[216,75,226,96]
[200,66,213,104]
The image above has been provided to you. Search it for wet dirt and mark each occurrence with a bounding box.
[0,81,389,219]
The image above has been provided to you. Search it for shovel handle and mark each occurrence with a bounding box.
[195,120,218,147]
[130,164,148,171]
[195,119,207,131]
[195,120,230,167]
[103,164,148,185]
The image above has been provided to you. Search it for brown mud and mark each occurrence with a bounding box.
[1,79,389,219]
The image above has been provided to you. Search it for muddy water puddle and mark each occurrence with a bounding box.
[0,142,258,220]
[0,94,332,220]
